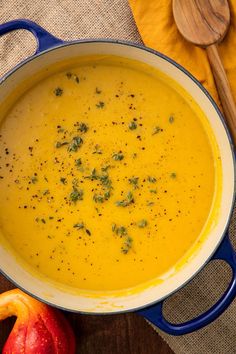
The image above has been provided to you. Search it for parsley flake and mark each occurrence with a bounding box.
[112,224,127,236]
[75,158,82,167]
[129,121,137,130]
[68,136,83,152]
[31,176,38,184]
[54,87,63,96]
[60,177,67,185]
[121,236,133,254]
[116,191,134,207]
[152,126,163,135]
[137,219,148,228]
[92,144,102,154]
[93,194,105,203]
[73,222,84,230]
[69,187,83,203]
[96,101,105,109]
[150,189,157,194]
[77,122,88,133]
[112,152,124,161]
[128,177,139,189]
[55,141,68,148]
[148,176,157,183]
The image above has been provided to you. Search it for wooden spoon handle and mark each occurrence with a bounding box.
[206,44,236,146]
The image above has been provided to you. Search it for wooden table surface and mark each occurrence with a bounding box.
[0,274,173,354]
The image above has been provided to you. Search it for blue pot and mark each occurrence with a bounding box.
[0,19,236,336]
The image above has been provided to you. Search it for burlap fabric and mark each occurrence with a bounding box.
[0,1,236,353]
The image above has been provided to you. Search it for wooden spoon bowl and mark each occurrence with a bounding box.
[173,0,236,145]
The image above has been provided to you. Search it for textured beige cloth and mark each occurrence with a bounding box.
[0,1,236,353]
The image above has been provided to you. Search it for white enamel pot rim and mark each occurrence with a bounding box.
[0,22,235,325]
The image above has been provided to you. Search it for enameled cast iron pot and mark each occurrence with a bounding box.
[0,20,236,336]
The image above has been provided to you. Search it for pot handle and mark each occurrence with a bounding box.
[0,19,63,53]
[138,232,236,335]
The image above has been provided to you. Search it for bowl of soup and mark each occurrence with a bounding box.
[0,19,235,335]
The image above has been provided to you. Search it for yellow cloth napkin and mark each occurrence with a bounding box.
[129,0,236,108]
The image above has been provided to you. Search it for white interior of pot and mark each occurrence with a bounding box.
[0,41,234,313]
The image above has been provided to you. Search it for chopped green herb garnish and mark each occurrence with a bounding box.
[100,174,112,188]
[121,236,133,254]
[69,187,83,203]
[93,194,105,203]
[150,189,157,194]
[170,172,177,179]
[85,168,112,201]
[137,219,148,228]
[96,101,105,109]
[101,165,111,172]
[112,224,127,236]
[91,168,100,180]
[42,189,49,195]
[116,226,127,236]
[41,218,46,224]
[92,144,102,154]
[57,127,65,133]
[93,189,111,203]
[112,224,132,253]
[77,122,88,133]
[148,176,157,183]
[31,176,38,184]
[116,191,134,207]
[128,177,139,189]
[73,222,84,230]
[84,168,99,180]
[129,121,137,130]
[73,222,91,236]
[60,177,67,185]
[152,126,162,135]
[66,72,79,83]
[169,116,174,123]
[112,152,124,161]
[55,141,68,148]
[68,136,83,152]
[104,190,111,200]
[72,178,79,187]
[75,158,82,167]
[54,87,63,96]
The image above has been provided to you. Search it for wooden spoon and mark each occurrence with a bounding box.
[173,0,236,145]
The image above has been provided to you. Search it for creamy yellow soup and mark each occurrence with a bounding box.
[0,56,220,291]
